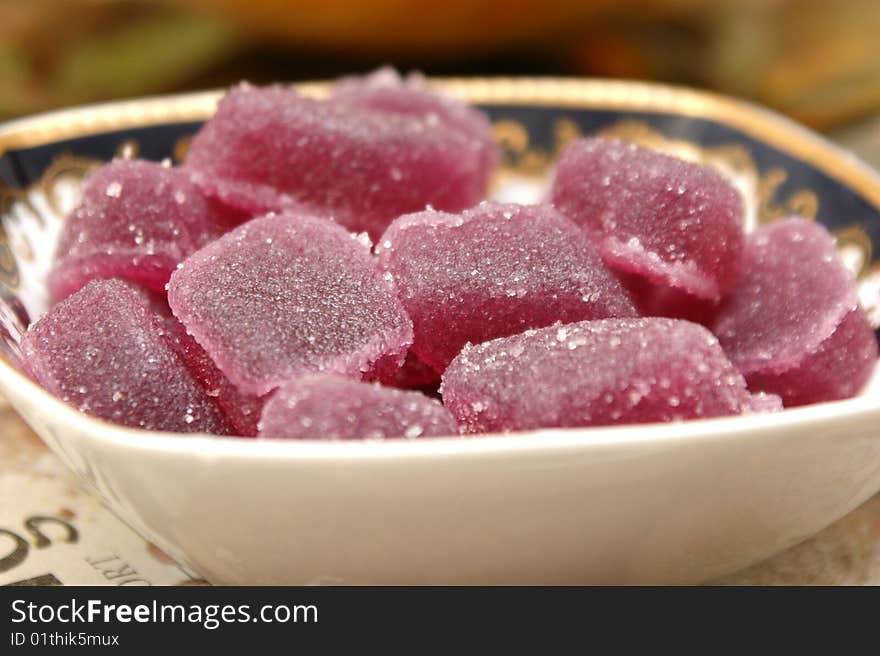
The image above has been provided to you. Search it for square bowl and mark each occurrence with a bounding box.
[2,78,879,584]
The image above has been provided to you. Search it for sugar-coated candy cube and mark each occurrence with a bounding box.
[550,137,744,301]
[162,317,265,437]
[330,67,497,178]
[48,160,232,303]
[141,295,264,436]
[713,218,877,406]
[376,202,637,373]
[22,279,233,433]
[441,318,764,433]
[257,374,458,440]
[167,212,413,396]
[184,82,494,239]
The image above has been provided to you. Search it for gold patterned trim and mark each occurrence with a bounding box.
[2,78,880,214]
[1,78,879,284]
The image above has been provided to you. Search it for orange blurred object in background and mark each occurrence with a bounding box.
[2,0,880,136]
[174,0,608,55]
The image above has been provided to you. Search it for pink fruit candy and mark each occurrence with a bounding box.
[376,202,637,373]
[441,317,769,433]
[162,317,265,437]
[22,279,233,433]
[48,160,233,303]
[550,137,744,301]
[713,218,877,406]
[185,82,494,239]
[258,374,458,440]
[167,212,413,396]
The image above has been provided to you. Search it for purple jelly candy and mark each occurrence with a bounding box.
[713,218,877,406]
[619,273,720,325]
[376,202,637,373]
[331,67,497,179]
[184,82,495,239]
[167,212,413,396]
[162,317,265,437]
[22,279,233,433]
[441,318,761,433]
[381,351,442,390]
[48,160,232,303]
[257,374,458,440]
[141,297,262,435]
[550,137,744,301]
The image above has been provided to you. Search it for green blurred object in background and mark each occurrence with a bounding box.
[0,0,238,118]
[2,0,880,140]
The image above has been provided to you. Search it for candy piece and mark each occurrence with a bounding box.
[21,279,233,433]
[748,392,784,413]
[167,212,413,396]
[185,82,494,239]
[618,273,720,325]
[713,218,877,406]
[550,137,744,301]
[48,160,231,303]
[141,296,264,435]
[441,318,759,432]
[331,67,497,178]
[382,351,442,390]
[376,202,637,373]
[162,317,265,437]
[258,374,458,440]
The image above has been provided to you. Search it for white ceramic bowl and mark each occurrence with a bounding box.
[1,78,879,584]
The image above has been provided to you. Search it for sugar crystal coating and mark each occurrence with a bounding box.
[550,137,744,301]
[162,316,265,437]
[22,279,233,433]
[184,81,494,239]
[258,374,458,440]
[376,202,637,373]
[441,318,762,433]
[167,212,413,396]
[137,295,264,436]
[747,392,784,413]
[331,67,497,179]
[713,218,877,406]
[49,160,231,302]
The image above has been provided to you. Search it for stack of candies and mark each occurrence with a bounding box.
[24,70,877,440]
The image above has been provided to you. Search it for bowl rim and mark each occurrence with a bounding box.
[2,76,879,460]
[2,355,878,460]
[3,77,880,209]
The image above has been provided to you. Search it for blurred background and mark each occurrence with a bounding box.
[2,0,880,163]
